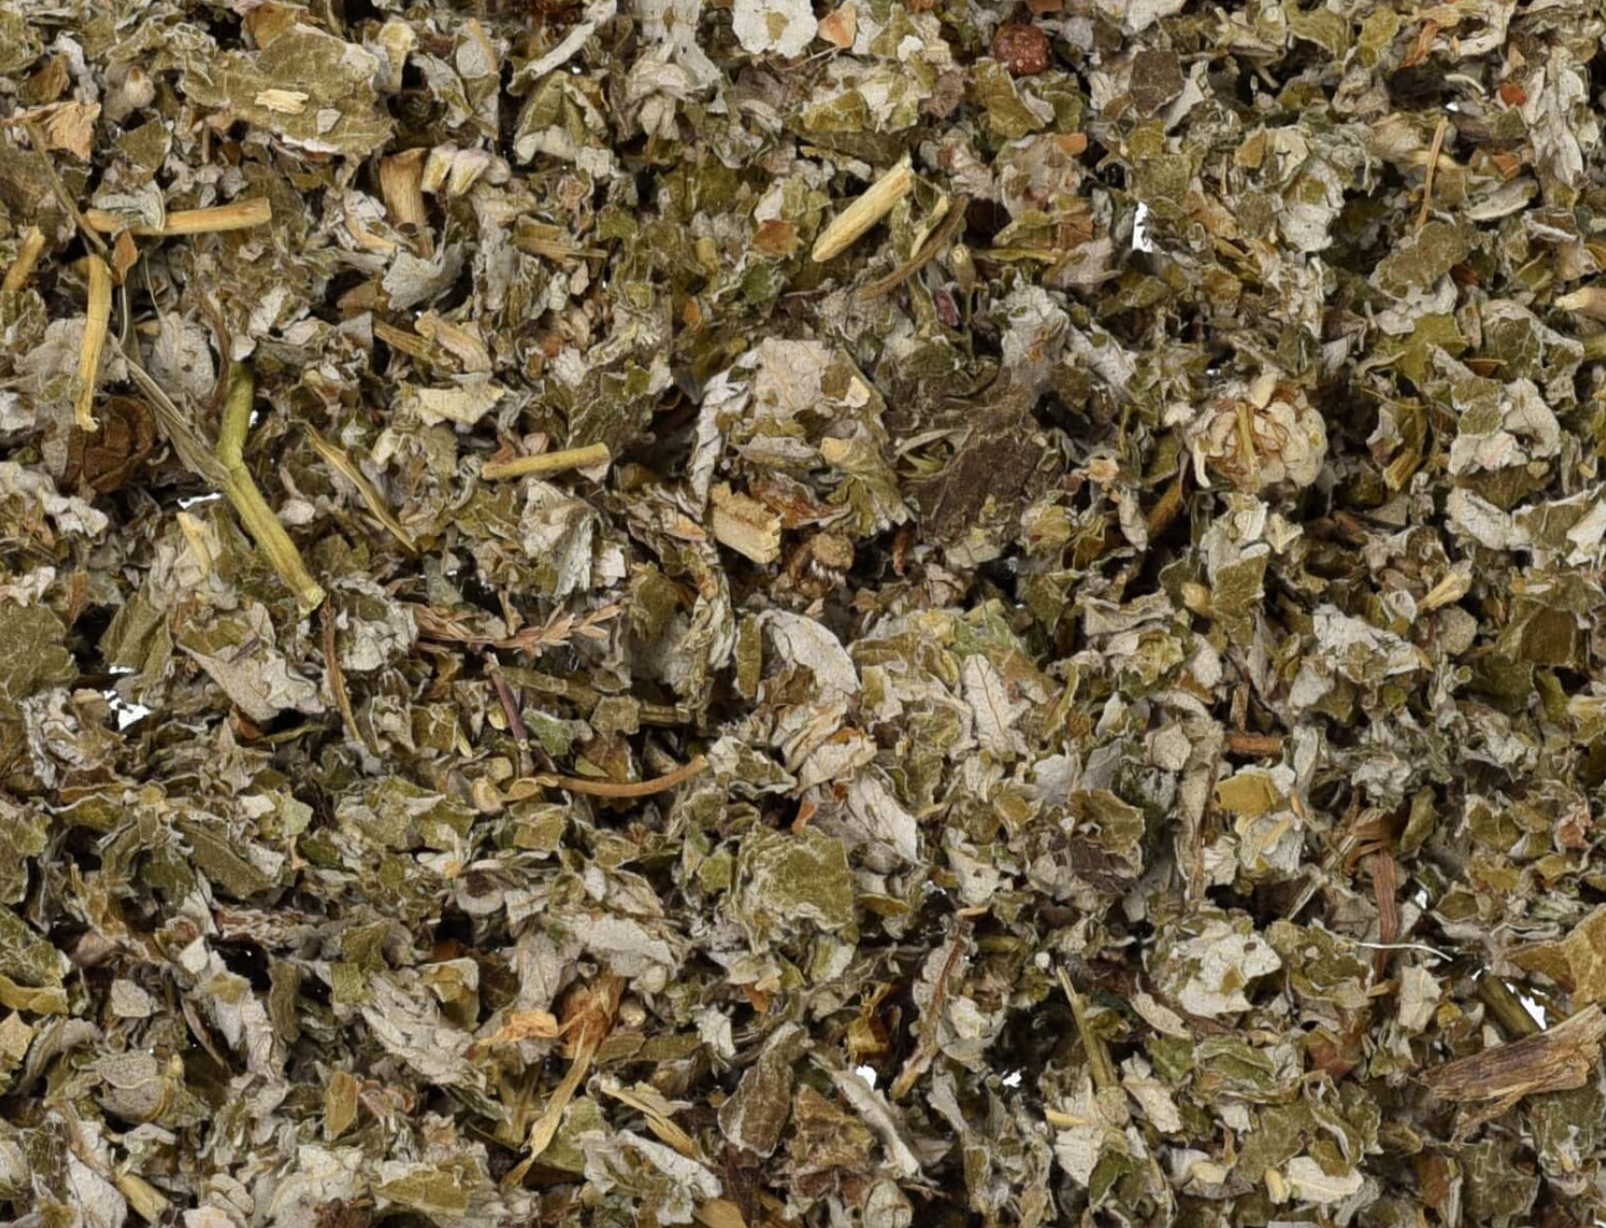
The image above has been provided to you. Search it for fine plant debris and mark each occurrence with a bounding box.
[9,0,1606,1226]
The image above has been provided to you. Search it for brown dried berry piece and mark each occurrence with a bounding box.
[992,23,1050,76]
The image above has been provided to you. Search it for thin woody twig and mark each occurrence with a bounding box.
[23,120,107,255]
[1057,965,1119,1095]
[856,195,971,301]
[485,652,533,776]
[321,603,372,755]
[890,918,971,1100]
[481,441,612,481]
[1422,1002,1605,1137]
[524,755,710,798]
[812,156,914,263]
[217,363,326,614]
[1417,115,1449,233]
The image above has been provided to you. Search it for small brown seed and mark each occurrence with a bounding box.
[992,23,1050,76]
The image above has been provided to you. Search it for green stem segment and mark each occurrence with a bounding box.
[1057,966,1120,1094]
[1476,973,1542,1039]
[218,363,326,615]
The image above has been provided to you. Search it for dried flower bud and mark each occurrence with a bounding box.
[1187,373,1327,494]
[992,24,1050,76]
[785,531,855,596]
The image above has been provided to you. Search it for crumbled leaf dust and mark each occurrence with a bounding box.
[6,1,1606,1226]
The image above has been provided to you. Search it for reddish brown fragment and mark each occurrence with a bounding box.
[64,395,155,494]
[1369,850,1399,981]
[1224,731,1283,757]
[992,24,1050,76]
[1399,20,1439,70]
[1556,801,1593,852]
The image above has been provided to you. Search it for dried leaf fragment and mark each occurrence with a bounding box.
[992,24,1051,76]
[11,100,100,159]
[468,1008,562,1057]
[325,1069,361,1140]
[1512,905,1606,1004]
[380,149,429,235]
[694,1200,748,1228]
[818,5,856,48]
[505,975,624,1183]
[732,0,818,57]
[305,426,419,553]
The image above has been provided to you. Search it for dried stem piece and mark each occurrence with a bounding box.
[1475,974,1542,1040]
[1420,569,1470,612]
[379,150,429,239]
[1556,286,1606,321]
[321,603,372,754]
[305,425,418,552]
[74,254,112,433]
[114,1171,171,1222]
[85,197,272,237]
[504,975,625,1185]
[598,1081,701,1160]
[708,482,782,563]
[812,156,915,263]
[481,442,612,481]
[119,345,230,486]
[24,120,106,255]
[522,754,709,799]
[1144,471,1185,539]
[1224,731,1284,757]
[2,226,47,293]
[856,195,970,300]
[890,919,971,1100]
[1423,1002,1605,1133]
[1368,850,1399,981]
[485,652,534,777]
[217,363,326,614]
[1057,965,1119,1095]
[372,318,430,360]
[513,230,608,263]
[1417,116,1449,233]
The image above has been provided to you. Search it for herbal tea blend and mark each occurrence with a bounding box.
[3,1,1606,1225]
